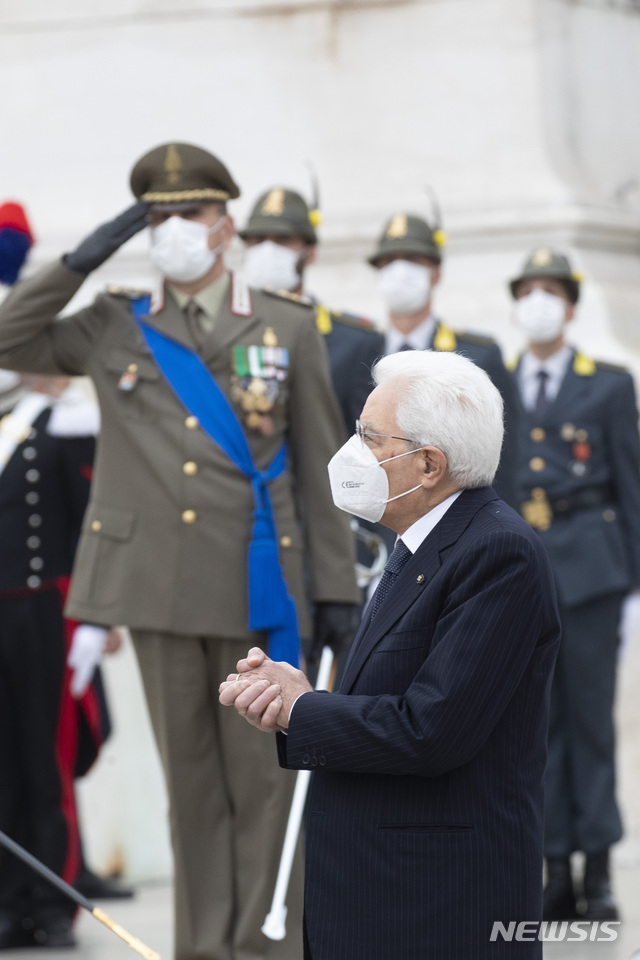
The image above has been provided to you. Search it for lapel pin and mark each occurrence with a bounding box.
[416,574,425,583]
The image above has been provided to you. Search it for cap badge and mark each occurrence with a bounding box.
[164,144,182,185]
[262,189,285,217]
[386,214,408,239]
[531,248,552,267]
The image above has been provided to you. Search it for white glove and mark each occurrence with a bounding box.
[618,592,640,661]
[67,624,108,698]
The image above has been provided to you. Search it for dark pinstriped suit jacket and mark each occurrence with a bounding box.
[278,487,561,959]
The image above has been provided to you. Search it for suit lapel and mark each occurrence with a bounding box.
[340,487,499,693]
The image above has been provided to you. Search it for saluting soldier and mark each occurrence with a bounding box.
[367,212,518,507]
[0,142,360,960]
[509,248,640,922]
[239,186,385,436]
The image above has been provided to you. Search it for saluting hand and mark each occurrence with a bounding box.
[64,201,150,276]
[219,647,313,732]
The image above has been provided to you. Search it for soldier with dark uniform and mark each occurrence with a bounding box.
[240,187,385,435]
[0,373,97,949]
[509,248,640,922]
[367,212,518,566]
[0,142,360,960]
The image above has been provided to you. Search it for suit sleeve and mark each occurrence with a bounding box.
[280,530,556,776]
[288,314,360,605]
[607,373,640,587]
[0,260,104,375]
[480,344,519,508]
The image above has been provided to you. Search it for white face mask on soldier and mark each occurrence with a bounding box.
[243,241,301,292]
[514,289,566,344]
[377,259,432,315]
[327,433,423,523]
[150,216,226,283]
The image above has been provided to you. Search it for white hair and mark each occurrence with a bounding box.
[372,350,504,488]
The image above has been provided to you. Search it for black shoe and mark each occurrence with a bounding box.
[582,849,620,921]
[30,913,76,949]
[543,856,579,921]
[0,912,32,950]
[74,868,134,901]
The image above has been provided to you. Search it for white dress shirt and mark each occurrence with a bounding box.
[518,346,572,411]
[385,315,436,355]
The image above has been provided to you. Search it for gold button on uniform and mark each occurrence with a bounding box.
[182,509,197,524]
[128,363,138,373]
[183,461,198,476]
[529,457,546,472]
[91,520,102,532]
[185,416,199,429]
[530,428,546,442]
[280,535,292,548]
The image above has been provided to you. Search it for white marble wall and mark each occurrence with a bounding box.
[2,0,640,877]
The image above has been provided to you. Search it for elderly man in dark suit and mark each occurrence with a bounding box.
[220,350,561,960]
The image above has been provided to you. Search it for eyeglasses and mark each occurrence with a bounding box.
[355,420,417,444]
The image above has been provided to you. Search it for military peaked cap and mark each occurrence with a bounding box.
[130,142,240,207]
[509,248,581,304]
[368,213,445,266]
[238,187,318,244]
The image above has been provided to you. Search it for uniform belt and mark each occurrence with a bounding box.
[521,484,615,531]
[550,484,615,518]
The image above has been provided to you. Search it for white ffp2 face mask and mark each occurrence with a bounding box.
[243,241,301,292]
[377,259,432,315]
[150,216,226,283]
[514,289,567,344]
[328,433,423,523]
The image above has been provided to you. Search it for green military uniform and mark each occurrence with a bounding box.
[0,143,359,960]
[239,187,385,437]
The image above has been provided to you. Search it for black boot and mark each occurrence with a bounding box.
[543,857,579,921]
[583,849,619,921]
[74,867,134,901]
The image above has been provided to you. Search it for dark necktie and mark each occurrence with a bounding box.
[533,369,549,421]
[184,299,205,349]
[370,539,412,619]
[398,342,413,352]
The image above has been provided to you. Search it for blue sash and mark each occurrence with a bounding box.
[131,297,300,666]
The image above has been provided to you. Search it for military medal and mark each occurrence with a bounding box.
[231,342,289,430]
[118,364,139,391]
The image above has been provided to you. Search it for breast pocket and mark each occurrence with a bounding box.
[105,348,161,423]
[366,629,429,695]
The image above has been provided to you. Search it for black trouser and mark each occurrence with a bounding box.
[0,589,78,919]
[544,591,624,857]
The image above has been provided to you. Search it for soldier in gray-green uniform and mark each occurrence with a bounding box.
[366,212,519,563]
[239,187,385,437]
[0,142,360,960]
[509,248,640,922]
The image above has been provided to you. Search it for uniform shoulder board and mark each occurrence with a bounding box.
[330,310,378,332]
[457,330,496,348]
[263,287,313,308]
[594,358,629,375]
[106,285,151,301]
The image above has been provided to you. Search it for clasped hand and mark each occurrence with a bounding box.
[218,647,313,733]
